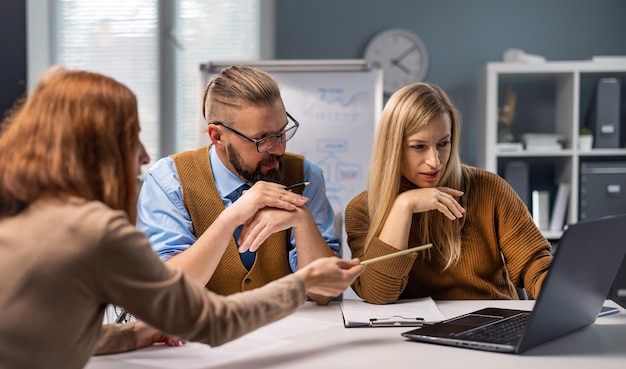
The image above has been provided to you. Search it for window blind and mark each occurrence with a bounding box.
[54,0,260,162]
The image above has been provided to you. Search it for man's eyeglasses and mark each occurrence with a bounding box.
[209,112,299,153]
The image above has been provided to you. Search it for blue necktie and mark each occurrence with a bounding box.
[227,184,255,270]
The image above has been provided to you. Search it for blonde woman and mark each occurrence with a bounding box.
[345,82,551,304]
[0,68,363,369]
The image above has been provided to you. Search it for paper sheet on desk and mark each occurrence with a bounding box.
[340,297,445,327]
[87,316,338,369]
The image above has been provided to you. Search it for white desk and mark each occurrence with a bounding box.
[86,299,626,369]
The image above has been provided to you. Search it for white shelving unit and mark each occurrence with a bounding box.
[477,60,626,239]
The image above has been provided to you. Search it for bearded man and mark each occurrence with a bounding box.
[137,66,339,305]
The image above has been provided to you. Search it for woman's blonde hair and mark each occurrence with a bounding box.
[0,67,140,222]
[366,82,470,269]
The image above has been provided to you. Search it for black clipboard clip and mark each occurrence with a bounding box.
[115,309,129,323]
[369,315,424,327]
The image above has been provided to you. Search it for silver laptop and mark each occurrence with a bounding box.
[402,213,626,354]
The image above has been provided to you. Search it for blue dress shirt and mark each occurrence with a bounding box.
[225,183,255,269]
[136,145,340,272]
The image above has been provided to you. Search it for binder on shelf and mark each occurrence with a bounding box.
[549,183,570,232]
[505,161,530,208]
[586,78,621,148]
[340,297,445,328]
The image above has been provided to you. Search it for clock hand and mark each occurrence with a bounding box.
[391,58,411,74]
[395,45,418,62]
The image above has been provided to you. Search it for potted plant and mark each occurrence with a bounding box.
[578,127,593,151]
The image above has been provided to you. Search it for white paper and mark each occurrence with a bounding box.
[87,316,338,369]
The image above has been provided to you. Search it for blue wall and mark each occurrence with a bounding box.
[275,0,626,165]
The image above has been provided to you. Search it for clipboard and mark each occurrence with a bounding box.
[340,298,445,328]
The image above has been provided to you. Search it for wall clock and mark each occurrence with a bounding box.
[364,29,429,95]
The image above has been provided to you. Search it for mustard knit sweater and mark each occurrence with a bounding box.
[345,166,552,304]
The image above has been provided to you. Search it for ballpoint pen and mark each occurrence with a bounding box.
[284,181,310,191]
[115,310,129,324]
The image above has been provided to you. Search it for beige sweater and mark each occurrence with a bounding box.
[0,197,306,369]
[346,166,553,304]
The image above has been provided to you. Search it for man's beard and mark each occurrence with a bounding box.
[227,143,284,183]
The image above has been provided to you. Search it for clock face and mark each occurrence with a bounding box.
[364,29,428,95]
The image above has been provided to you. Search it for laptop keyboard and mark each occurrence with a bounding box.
[457,313,530,343]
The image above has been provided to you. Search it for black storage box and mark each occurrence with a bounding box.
[579,162,626,221]
[579,161,626,306]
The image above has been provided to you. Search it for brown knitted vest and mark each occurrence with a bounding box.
[172,145,304,295]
